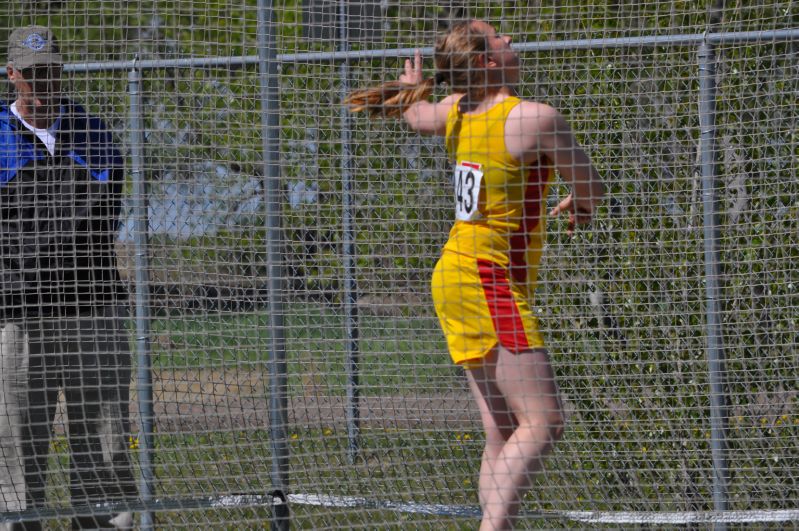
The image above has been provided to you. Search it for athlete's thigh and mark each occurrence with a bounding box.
[493,346,562,426]
[465,353,516,443]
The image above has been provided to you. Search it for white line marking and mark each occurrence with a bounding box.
[288,493,799,524]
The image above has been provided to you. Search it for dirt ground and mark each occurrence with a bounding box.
[51,369,479,435]
[146,369,480,433]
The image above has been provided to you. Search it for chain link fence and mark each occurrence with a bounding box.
[1,1,797,528]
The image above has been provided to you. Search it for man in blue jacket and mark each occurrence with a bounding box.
[0,26,136,529]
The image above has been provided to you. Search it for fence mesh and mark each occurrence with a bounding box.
[1,1,797,529]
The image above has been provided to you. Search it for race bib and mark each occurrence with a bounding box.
[453,162,483,221]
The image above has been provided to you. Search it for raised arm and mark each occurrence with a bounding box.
[345,49,458,136]
[399,50,459,136]
[402,94,459,136]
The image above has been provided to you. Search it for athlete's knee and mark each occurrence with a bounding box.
[524,409,565,446]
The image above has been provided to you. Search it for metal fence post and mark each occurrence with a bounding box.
[338,0,361,465]
[257,1,290,529]
[128,61,155,531]
[698,41,730,527]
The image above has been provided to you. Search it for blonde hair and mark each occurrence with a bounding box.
[344,20,488,118]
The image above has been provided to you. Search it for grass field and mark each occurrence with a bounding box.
[28,305,798,528]
[35,306,581,528]
[48,426,629,529]
[148,304,458,394]
[41,427,485,529]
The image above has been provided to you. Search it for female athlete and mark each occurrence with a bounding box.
[346,20,604,530]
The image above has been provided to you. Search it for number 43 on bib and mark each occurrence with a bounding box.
[454,161,483,221]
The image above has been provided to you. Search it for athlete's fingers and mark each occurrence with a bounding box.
[414,49,422,77]
[400,58,415,84]
[549,195,572,217]
[549,201,563,217]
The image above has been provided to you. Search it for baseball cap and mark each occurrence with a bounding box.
[7,26,63,69]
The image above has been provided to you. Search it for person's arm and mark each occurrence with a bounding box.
[402,94,459,136]
[398,50,460,136]
[512,102,603,234]
[536,105,603,211]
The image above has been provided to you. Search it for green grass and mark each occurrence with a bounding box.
[49,421,794,529]
[40,415,799,528]
[146,304,459,394]
[40,428,484,529]
[132,303,799,524]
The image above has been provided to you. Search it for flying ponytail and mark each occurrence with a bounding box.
[345,20,487,118]
[344,77,438,118]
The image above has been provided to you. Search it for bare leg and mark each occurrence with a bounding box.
[466,346,565,530]
[466,360,514,511]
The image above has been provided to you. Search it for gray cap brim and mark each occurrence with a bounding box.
[11,52,64,70]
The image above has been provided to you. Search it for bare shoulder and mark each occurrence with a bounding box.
[437,92,463,110]
[506,100,562,134]
[504,100,564,162]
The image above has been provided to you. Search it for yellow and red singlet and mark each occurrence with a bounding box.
[431,96,553,366]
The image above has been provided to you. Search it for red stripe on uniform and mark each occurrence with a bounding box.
[509,161,548,284]
[477,259,529,352]
[461,161,481,169]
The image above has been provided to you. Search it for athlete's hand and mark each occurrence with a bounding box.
[549,193,593,237]
[399,49,424,85]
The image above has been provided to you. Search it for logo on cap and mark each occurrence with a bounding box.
[21,33,47,51]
